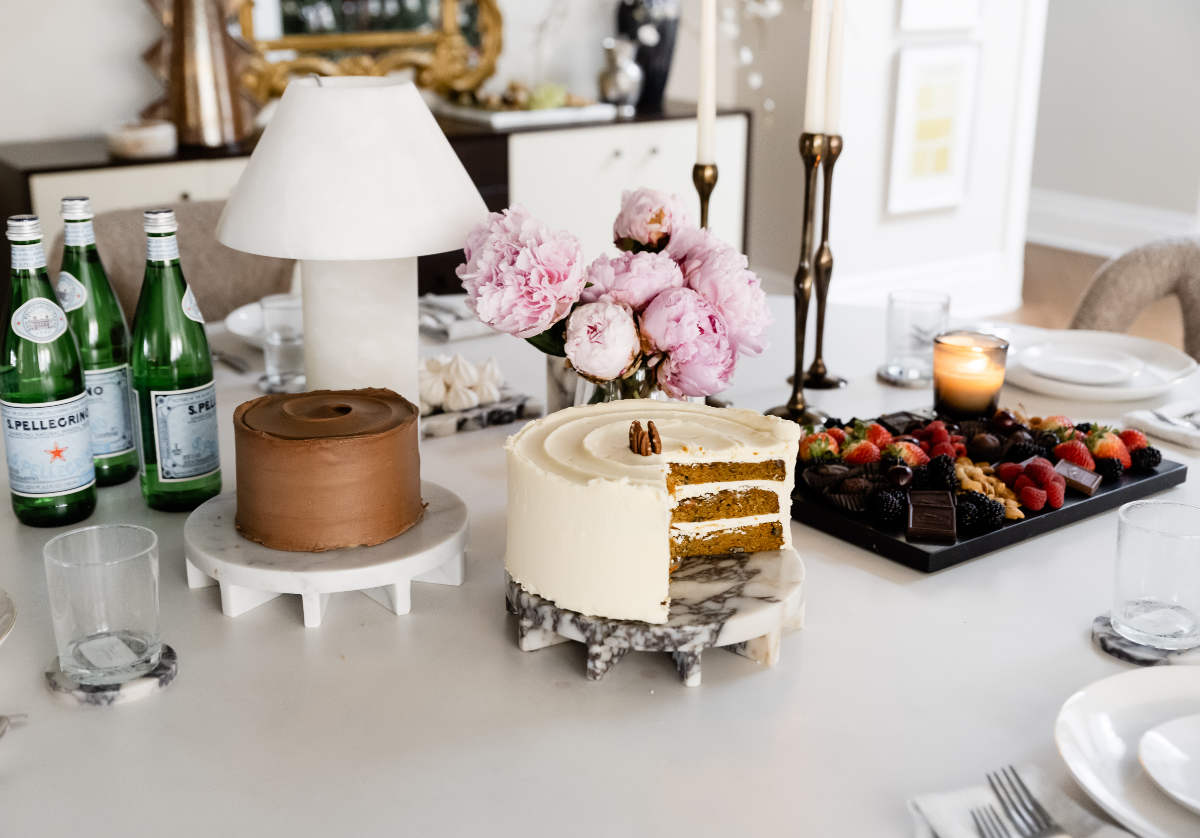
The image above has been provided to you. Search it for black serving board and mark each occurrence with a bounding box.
[791,459,1188,573]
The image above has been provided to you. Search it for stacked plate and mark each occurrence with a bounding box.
[1056,667,1200,836]
[999,329,1197,402]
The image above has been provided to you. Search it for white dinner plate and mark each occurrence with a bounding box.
[1056,667,1200,838]
[0,588,14,647]
[1140,714,1200,816]
[224,300,265,349]
[1019,341,1145,386]
[1007,331,1197,401]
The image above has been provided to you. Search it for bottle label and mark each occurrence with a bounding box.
[0,392,95,497]
[146,234,179,263]
[63,220,96,247]
[182,287,205,323]
[55,271,88,312]
[11,298,68,343]
[11,242,46,270]
[150,382,219,481]
[85,364,135,457]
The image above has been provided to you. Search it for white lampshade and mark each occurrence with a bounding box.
[216,76,487,259]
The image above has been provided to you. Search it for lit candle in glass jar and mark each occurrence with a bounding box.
[932,331,1009,419]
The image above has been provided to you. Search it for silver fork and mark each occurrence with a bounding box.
[1153,410,1200,431]
[986,766,1071,838]
[971,804,1011,838]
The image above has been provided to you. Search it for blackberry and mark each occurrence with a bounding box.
[1094,457,1124,483]
[980,497,1006,531]
[927,454,960,492]
[823,416,844,430]
[867,489,907,530]
[1035,430,1060,453]
[1000,441,1042,463]
[955,499,981,535]
[1130,446,1162,474]
[910,464,931,490]
[1074,421,1093,434]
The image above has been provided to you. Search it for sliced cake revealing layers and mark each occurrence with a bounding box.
[505,400,800,624]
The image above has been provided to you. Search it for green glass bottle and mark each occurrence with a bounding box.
[130,209,221,511]
[57,197,137,486]
[0,215,96,526]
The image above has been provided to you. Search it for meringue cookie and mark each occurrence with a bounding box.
[418,368,447,409]
[472,380,501,406]
[425,354,452,374]
[445,354,479,388]
[479,357,504,389]
[419,399,434,417]
[444,383,480,412]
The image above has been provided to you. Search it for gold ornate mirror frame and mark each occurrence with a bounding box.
[235,0,502,104]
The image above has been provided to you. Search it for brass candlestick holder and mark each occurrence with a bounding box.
[803,133,845,389]
[767,132,828,425]
[692,163,718,229]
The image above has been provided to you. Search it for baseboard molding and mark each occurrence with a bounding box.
[1027,188,1199,258]
[755,250,1022,319]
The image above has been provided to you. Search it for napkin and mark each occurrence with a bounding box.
[909,765,1133,838]
[418,295,494,342]
[1123,399,1200,450]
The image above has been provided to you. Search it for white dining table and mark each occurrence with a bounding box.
[0,295,1194,836]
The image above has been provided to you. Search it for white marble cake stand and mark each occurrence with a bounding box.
[505,549,805,686]
[184,481,467,627]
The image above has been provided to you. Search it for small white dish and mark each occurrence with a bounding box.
[1140,714,1200,816]
[0,588,14,647]
[1007,330,1197,402]
[224,300,265,349]
[1056,667,1200,838]
[1019,341,1145,386]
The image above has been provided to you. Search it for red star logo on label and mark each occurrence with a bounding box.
[45,443,67,462]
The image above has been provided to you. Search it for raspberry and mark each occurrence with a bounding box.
[995,462,1023,485]
[931,441,956,459]
[930,427,951,445]
[1014,474,1035,494]
[1025,460,1057,487]
[1019,485,1047,511]
[1044,479,1065,509]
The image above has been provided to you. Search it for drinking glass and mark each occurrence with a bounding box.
[43,524,161,684]
[259,293,305,393]
[876,290,950,387]
[1113,501,1200,651]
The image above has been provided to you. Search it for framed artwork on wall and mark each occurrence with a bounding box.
[899,0,981,32]
[887,43,979,214]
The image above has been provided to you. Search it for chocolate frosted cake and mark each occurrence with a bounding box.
[233,388,423,552]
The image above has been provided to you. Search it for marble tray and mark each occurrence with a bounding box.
[184,481,467,627]
[505,549,805,686]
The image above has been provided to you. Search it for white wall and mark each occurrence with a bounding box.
[1027,0,1200,256]
[739,0,1047,316]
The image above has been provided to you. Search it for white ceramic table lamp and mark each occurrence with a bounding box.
[216,76,487,402]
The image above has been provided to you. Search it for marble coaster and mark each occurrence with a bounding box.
[1091,614,1200,666]
[45,644,178,707]
[184,481,467,628]
[505,549,806,687]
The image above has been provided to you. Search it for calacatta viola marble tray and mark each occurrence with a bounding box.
[505,549,805,687]
[184,481,467,627]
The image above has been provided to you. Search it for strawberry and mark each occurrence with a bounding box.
[799,432,839,461]
[1054,440,1095,471]
[995,462,1023,485]
[1036,415,1075,442]
[1044,479,1065,509]
[1119,429,1149,451]
[827,427,847,445]
[1025,459,1057,487]
[1019,485,1047,511]
[884,441,928,467]
[1086,427,1131,469]
[850,420,893,448]
[931,441,956,460]
[842,439,881,465]
[1014,474,1036,494]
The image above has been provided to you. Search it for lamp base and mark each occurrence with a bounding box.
[300,258,419,402]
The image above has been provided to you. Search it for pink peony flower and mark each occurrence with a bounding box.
[639,287,735,398]
[580,251,684,311]
[564,301,641,381]
[456,206,585,339]
[613,188,694,252]
[666,226,771,355]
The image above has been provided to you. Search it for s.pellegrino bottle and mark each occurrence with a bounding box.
[130,209,221,511]
[57,197,138,486]
[1,215,96,526]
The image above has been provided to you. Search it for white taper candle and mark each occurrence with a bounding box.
[824,0,844,133]
[804,0,830,132]
[696,0,717,163]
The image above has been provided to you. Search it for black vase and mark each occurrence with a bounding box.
[616,0,680,114]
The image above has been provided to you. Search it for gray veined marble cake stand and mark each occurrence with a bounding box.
[505,549,806,686]
[184,481,467,627]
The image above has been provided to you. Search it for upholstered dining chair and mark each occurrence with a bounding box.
[1069,237,1200,361]
[48,200,295,323]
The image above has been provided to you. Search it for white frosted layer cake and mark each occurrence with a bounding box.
[504,400,801,623]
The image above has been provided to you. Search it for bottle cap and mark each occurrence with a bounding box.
[143,208,177,234]
[60,197,93,221]
[7,214,42,242]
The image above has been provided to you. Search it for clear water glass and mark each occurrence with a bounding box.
[1113,501,1200,651]
[43,524,161,684]
[877,290,951,387]
[259,293,305,393]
